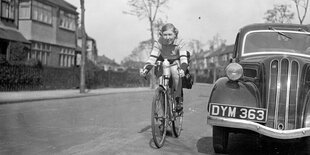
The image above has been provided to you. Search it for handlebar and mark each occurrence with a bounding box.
[139,68,148,80]
[140,67,184,81]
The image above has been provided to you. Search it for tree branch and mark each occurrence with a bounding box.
[301,0,309,24]
[142,0,151,18]
[152,0,160,22]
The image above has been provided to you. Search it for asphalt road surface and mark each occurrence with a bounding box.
[0,84,309,155]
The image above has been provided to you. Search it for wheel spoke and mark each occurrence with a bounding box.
[172,100,184,138]
[151,87,167,148]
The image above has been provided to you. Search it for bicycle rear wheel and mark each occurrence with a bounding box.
[172,102,183,138]
[151,87,167,148]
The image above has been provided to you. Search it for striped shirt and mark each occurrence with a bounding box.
[145,38,189,71]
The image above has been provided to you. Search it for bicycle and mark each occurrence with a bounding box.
[149,59,184,148]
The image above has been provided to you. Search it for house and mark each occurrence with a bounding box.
[205,44,234,82]
[0,0,30,62]
[190,44,234,83]
[97,55,123,71]
[18,0,78,67]
[86,36,98,64]
[76,27,98,65]
[206,44,234,69]
[190,50,209,75]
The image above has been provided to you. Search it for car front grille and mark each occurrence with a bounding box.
[266,58,300,130]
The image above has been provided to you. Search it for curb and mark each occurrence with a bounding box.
[0,83,212,104]
[0,88,153,104]
[194,83,213,86]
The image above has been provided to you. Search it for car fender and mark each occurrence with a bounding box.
[208,77,260,111]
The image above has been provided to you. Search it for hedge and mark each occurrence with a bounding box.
[0,64,149,91]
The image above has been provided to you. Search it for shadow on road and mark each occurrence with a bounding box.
[196,137,214,154]
[146,127,175,149]
[149,138,158,149]
[138,125,151,133]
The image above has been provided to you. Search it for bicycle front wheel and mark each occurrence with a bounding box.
[172,104,183,138]
[151,87,167,148]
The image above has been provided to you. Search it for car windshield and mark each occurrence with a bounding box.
[242,30,310,57]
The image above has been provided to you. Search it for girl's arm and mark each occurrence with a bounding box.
[143,41,161,73]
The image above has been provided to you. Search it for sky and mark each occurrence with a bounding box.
[65,0,308,63]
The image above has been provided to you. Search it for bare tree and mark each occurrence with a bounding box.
[124,0,168,47]
[188,39,205,54]
[124,39,152,62]
[208,33,226,51]
[153,17,166,38]
[80,0,87,93]
[292,0,309,24]
[264,4,294,23]
[124,0,169,89]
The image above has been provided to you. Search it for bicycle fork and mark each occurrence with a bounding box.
[164,88,176,122]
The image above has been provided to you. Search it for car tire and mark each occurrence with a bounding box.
[212,126,229,154]
[301,137,310,153]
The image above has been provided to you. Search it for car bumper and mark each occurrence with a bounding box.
[207,115,310,139]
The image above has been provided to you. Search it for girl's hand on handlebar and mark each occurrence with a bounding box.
[178,69,185,77]
[139,68,148,78]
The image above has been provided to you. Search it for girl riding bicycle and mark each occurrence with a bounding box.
[140,23,190,113]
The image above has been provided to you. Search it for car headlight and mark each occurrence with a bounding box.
[226,63,243,81]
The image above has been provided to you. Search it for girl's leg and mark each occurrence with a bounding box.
[170,64,180,97]
[170,62,183,112]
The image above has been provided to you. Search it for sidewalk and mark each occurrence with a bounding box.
[0,87,153,103]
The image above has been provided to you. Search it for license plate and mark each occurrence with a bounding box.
[209,103,267,123]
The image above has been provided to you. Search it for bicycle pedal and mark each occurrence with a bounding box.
[176,111,183,116]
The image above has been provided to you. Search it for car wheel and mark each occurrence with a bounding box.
[213,126,229,153]
[301,137,310,153]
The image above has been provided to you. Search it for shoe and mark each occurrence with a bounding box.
[176,101,183,113]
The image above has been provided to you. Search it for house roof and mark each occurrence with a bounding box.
[191,50,205,59]
[97,55,120,67]
[220,45,234,55]
[77,28,95,40]
[207,44,234,57]
[0,27,30,44]
[45,0,78,13]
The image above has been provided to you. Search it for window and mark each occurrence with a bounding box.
[30,42,51,65]
[1,0,15,20]
[32,0,52,24]
[59,48,75,67]
[19,0,31,19]
[210,57,214,63]
[59,10,76,31]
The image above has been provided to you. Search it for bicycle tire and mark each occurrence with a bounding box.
[151,87,167,148]
[172,105,183,138]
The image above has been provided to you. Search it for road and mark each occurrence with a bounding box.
[0,84,309,155]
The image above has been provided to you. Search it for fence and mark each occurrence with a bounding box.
[0,64,149,91]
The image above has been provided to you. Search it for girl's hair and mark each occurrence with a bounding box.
[159,23,179,38]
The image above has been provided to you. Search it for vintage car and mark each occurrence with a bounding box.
[207,23,310,153]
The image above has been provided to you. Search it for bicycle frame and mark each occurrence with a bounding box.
[151,60,184,148]
[159,78,173,121]
[157,61,177,122]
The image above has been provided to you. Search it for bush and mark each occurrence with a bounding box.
[24,58,43,68]
[0,63,149,91]
[0,64,42,91]
[9,42,28,63]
